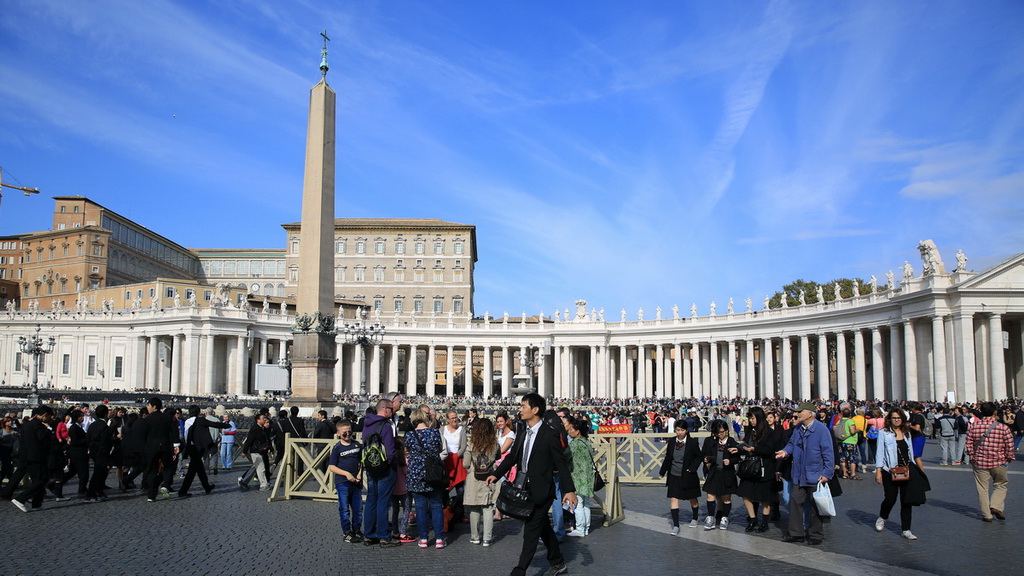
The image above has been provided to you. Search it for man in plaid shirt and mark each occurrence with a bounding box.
[966,402,1015,522]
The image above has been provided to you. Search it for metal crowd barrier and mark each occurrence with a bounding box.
[267,431,710,528]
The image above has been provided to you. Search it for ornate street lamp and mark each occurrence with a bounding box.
[512,343,544,396]
[342,310,385,410]
[18,324,56,408]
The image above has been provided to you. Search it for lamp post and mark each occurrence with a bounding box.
[342,310,385,412]
[18,324,55,408]
[512,343,544,396]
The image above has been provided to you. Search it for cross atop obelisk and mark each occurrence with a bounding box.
[290,32,339,405]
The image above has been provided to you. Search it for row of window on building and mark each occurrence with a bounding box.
[14,351,124,379]
[288,239,467,256]
[331,265,466,284]
[200,259,286,278]
[368,296,465,314]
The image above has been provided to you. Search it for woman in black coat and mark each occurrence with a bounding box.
[659,419,703,533]
[701,419,739,530]
[734,407,783,532]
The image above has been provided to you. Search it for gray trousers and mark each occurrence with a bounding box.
[939,436,956,464]
[788,485,825,541]
[955,435,969,463]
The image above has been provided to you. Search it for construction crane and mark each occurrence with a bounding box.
[0,166,41,212]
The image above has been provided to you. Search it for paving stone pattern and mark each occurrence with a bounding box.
[3,449,1022,576]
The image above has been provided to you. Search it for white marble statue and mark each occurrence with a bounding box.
[599,308,605,322]
[280,301,287,314]
[637,307,644,321]
[5,300,14,312]
[691,303,698,317]
[745,297,752,313]
[798,291,805,306]
[763,295,770,310]
[918,239,946,275]
[262,297,270,313]
[173,293,181,308]
[709,301,716,316]
[621,309,627,322]
[727,298,734,314]
[780,295,788,309]
[503,311,509,324]
[189,292,197,307]
[655,306,662,320]
[131,298,142,311]
[815,285,824,303]
[886,270,895,290]
[553,310,561,322]
[575,299,588,320]
[671,304,679,319]
[869,275,878,293]
[834,282,842,300]
[590,309,597,321]
[954,249,968,272]
[902,261,914,284]
[852,281,860,298]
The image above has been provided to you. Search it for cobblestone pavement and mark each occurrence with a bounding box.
[3,450,1021,576]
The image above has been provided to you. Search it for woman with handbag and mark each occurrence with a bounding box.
[874,409,923,540]
[493,412,517,521]
[565,417,597,538]
[658,419,703,533]
[407,411,448,549]
[462,417,500,546]
[701,420,740,530]
[735,407,782,533]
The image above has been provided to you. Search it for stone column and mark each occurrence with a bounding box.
[708,341,719,398]
[260,339,268,364]
[405,345,416,396]
[655,344,665,398]
[235,334,247,396]
[744,339,755,399]
[553,345,563,397]
[634,345,646,398]
[388,344,400,393]
[482,346,493,398]
[590,345,599,398]
[781,338,793,400]
[871,327,885,400]
[463,344,473,396]
[445,345,454,397]
[988,313,1006,400]
[500,345,510,397]
[903,321,918,401]
[932,316,949,400]
[599,345,610,398]
[673,343,683,398]
[889,323,904,401]
[426,345,436,397]
[335,341,345,396]
[186,332,200,396]
[816,333,828,399]
[204,334,216,395]
[147,335,160,392]
[798,334,811,400]
[853,330,866,399]
[618,346,628,398]
[836,332,848,400]
[170,333,183,395]
[726,340,737,398]
[762,339,775,398]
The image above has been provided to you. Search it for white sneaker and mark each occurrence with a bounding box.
[11,499,28,513]
[688,519,699,528]
[670,526,680,535]
[875,517,885,532]
[703,516,716,530]
[902,530,918,540]
[566,530,585,538]
[719,517,729,530]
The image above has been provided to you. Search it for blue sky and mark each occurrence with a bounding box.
[1,0,1022,317]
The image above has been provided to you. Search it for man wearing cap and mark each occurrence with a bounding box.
[775,402,835,545]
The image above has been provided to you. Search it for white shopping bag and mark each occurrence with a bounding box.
[812,481,836,517]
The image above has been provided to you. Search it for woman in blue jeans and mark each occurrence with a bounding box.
[406,412,447,549]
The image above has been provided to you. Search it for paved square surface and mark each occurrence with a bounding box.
[3,451,1022,575]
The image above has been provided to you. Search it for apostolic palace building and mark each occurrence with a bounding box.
[0,193,1021,404]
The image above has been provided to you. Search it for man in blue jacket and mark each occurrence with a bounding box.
[776,402,834,545]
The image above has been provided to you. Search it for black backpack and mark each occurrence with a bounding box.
[361,421,390,478]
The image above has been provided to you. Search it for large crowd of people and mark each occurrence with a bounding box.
[2,392,1021,576]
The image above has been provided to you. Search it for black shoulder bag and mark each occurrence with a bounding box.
[411,429,447,490]
[497,433,533,520]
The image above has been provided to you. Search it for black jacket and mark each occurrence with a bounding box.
[659,434,702,478]
[242,424,271,455]
[18,418,53,463]
[187,416,230,453]
[68,422,89,459]
[312,419,334,440]
[141,409,179,455]
[87,419,114,461]
[492,421,576,506]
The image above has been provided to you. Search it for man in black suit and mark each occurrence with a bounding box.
[84,404,113,502]
[10,405,55,512]
[312,410,335,473]
[488,393,577,576]
[140,397,180,501]
[179,405,231,497]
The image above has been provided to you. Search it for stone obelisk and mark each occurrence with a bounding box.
[291,31,338,405]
